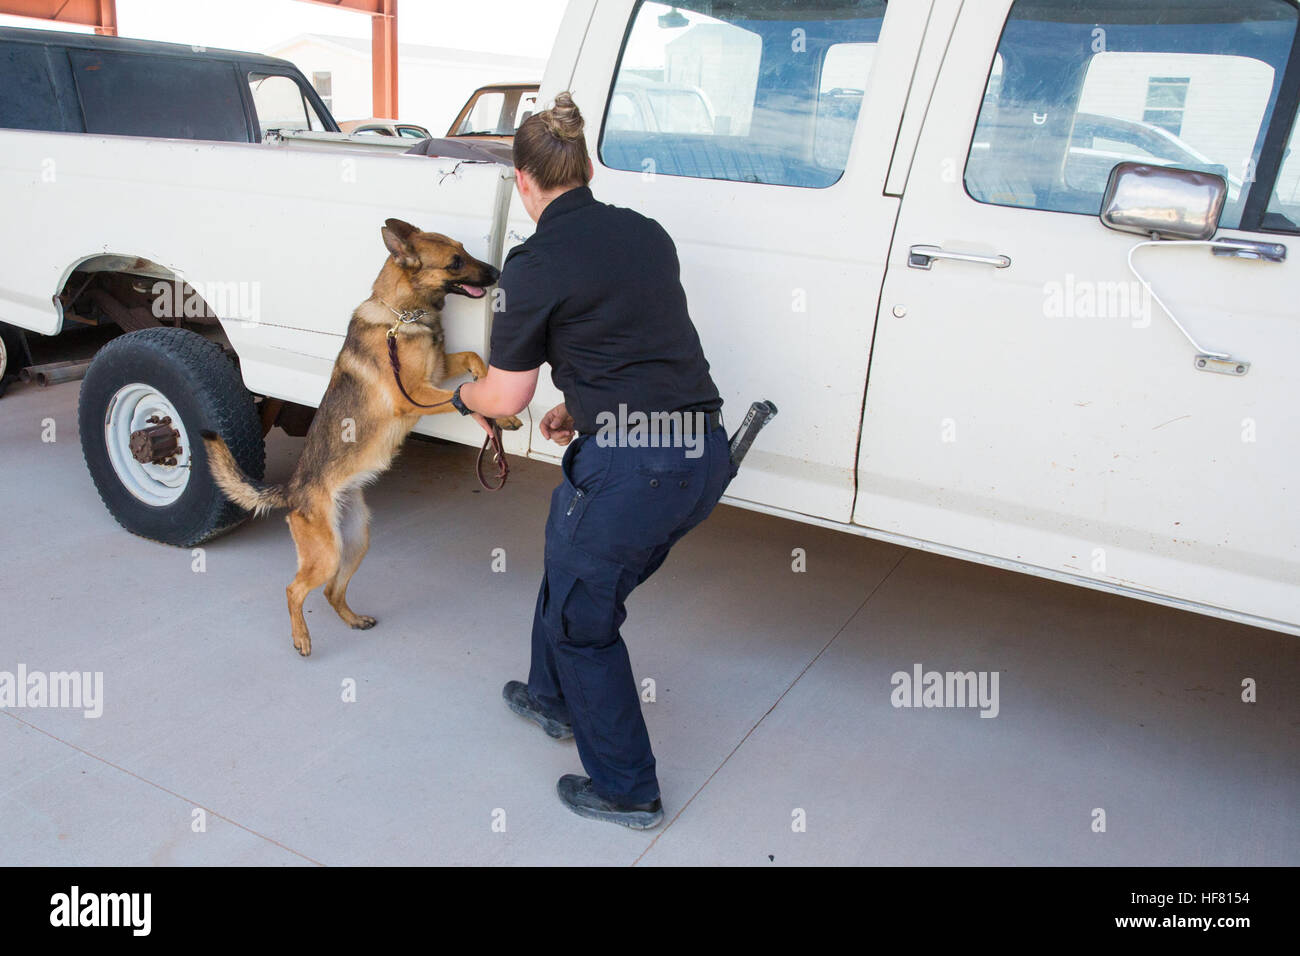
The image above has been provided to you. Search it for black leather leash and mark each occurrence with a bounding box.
[475,426,508,491]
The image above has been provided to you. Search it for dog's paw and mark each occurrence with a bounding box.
[495,415,523,431]
[293,635,312,657]
[351,615,377,630]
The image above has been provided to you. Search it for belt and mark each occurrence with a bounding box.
[683,408,725,431]
[578,408,724,435]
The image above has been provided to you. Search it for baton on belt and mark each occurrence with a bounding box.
[728,399,778,470]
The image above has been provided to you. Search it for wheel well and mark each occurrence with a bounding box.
[53,255,317,436]
[55,254,232,350]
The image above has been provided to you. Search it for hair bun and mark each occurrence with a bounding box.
[541,91,585,142]
[512,90,591,189]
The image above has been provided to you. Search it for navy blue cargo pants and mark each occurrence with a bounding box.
[527,421,735,804]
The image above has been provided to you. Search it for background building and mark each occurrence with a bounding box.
[267,32,544,132]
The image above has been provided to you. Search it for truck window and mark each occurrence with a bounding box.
[0,41,63,132]
[599,0,886,188]
[606,90,648,132]
[816,42,874,169]
[964,0,1299,228]
[248,72,324,136]
[70,49,249,142]
[513,91,538,127]
[1264,102,1300,231]
[457,90,507,135]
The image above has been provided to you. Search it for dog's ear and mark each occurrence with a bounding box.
[384,218,418,239]
[381,224,420,270]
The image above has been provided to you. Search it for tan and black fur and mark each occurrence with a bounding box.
[202,219,521,657]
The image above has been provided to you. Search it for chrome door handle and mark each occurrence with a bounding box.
[908,244,1011,270]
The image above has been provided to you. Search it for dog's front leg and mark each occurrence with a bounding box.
[443,350,488,381]
[438,352,523,430]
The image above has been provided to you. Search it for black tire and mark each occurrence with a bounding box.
[78,327,265,547]
[0,322,24,397]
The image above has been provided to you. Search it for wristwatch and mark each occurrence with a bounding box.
[450,383,473,416]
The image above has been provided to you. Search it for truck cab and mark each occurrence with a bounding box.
[0,26,336,142]
[537,0,1300,636]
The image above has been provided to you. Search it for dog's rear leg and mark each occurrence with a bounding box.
[324,490,376,631]
[286,509,339,658]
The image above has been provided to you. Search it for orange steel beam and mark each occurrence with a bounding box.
[294,0,397,118]
[94,0,114,35]
[371,0,397,118]
[0,0,118,34]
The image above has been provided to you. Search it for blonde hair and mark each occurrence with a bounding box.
[513,91,591,190]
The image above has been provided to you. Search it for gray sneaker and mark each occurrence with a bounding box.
[556,774,664,830]
[503,680,573,740]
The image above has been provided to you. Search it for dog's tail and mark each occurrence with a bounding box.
[200,430,289,516]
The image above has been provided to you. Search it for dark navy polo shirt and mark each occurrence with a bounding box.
[488,185,722,435]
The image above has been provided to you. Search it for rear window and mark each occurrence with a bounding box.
[70,49,249,142]
[599,0,886,188]
[0,41,63,132]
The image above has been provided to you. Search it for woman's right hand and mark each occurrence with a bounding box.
[540,402,576,446]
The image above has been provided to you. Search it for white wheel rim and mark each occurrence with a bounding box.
[104,382,192,505]
[0,335,7,379]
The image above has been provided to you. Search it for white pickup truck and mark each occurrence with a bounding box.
[2,0,1298,637]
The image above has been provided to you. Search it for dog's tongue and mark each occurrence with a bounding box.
[461,284,485,298]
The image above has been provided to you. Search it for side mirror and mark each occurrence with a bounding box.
[1099,162,1227,241]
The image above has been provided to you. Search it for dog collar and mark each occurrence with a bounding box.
[378,297,428,328]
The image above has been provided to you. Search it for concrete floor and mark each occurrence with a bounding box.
[1,379,1296,866]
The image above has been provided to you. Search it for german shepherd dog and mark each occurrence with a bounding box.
[202,219,521,657]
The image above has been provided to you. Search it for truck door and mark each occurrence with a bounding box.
[526,0,929,522]
[855,0,1300,632]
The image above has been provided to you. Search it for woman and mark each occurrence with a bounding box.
[455,92,733,829]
